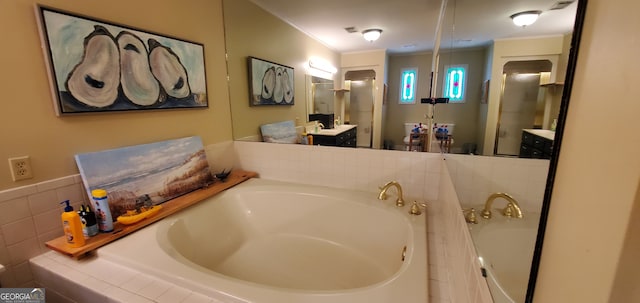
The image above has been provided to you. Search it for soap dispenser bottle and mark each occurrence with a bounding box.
[60,200,85,247]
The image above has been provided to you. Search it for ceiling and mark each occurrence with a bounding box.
[249,0,578,54]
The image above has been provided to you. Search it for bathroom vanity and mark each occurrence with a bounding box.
[519,129,555,159]
[309,125,357,147]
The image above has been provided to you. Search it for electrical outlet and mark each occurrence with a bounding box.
[8,156,33,181]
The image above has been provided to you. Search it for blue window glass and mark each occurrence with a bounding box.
[400,68,417,104]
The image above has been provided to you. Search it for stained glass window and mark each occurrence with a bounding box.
[400,68,418,104]
[444,65,467,102]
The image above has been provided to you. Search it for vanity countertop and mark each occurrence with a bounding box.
[309,124,357,136]
[523,129,555,141]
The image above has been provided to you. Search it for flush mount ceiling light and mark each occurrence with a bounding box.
[362,29,382,42]
[510,10,542,27]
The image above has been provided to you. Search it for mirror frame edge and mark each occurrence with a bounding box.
[525,0,589,302]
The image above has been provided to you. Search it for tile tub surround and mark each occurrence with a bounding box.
[10,140,465,302]
[232,141,442,202]
[0,174,89,288]
[444,154,550,213]
[437,162,493,303]
[0,142,238,290]
[30,251,224,303]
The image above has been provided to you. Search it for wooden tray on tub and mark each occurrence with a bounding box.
[46,170,258,259]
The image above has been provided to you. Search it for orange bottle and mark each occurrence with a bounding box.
[60,200,85,247]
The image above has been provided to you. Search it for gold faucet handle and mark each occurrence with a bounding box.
[502,203,523,218]
[503,203,522,217]
[409,201,426,215]
[463,208,478,224]
[503,204,514,217]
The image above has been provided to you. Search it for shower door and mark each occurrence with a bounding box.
[495,60,552,156]
[345,70,375,148]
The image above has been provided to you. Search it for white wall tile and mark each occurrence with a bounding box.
[182,292,217,303]
[7,238,40,264]
[2,217,37,246]
[32,208,62,235]
[42,287,77,303]
[35,175,76,193]
[0,264,16,287]
[27,190,60,216]
[155,286,191,303]
[55,183,88,206]
[0,197,32,225]
[37,229,64,253]
[104,285,136,303]
[12,261,33,285]
[96,261,138,287]
[82,276,111,293]
[138,278,172,300]
[0,184,37,204]
[120,273,155,294]
[0,233,9,265]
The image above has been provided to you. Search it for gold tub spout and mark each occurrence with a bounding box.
[480,192,523,219]
[378,181,405,207]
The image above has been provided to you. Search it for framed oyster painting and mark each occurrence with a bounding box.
[35,6,208,115]
[248,57,294,106]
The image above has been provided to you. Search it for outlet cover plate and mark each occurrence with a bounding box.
[8,156,33,181]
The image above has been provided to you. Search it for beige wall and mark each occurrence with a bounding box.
[0,0,231,190]
[224,0,340,140]
[386,48,486,150]
[534,0,640,301]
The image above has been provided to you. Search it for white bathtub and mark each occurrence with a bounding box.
[98,178,428,303]
[469,211,540,303]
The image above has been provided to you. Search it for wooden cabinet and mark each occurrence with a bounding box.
[519,130,554,159]
[313,126,357,147]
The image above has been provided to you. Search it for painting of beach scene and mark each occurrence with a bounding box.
[75,136,214,219]
[260,120,299,144]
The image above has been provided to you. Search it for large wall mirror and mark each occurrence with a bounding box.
[222,0,587,302]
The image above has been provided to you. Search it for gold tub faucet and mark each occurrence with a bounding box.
[480,192,523,219]
[378,181,405,207]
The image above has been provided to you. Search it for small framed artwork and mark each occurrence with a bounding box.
[248,57,294,106]
[36,6,208,115]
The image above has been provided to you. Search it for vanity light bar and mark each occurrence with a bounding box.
[308,59,337,74]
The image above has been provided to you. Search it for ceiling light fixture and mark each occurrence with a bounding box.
[510,10,542,27]
[362,29,382,42]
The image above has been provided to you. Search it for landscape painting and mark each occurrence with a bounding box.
[36,6,208,115]
[75,136,214,219]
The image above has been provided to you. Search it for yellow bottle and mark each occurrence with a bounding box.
[60,200,85,248]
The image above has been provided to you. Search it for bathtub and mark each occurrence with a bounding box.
[98,178,428,303]
[469,210,540,303]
